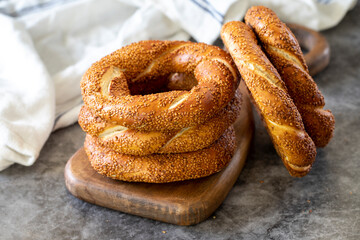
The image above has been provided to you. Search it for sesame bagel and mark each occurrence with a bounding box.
[245,6,335,147]
[84,127,236,183]
[81,40,239,132]
[79,89,242,155]
[221,21,316,177]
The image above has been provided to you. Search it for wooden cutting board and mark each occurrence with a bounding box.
[64,25,328,225]
[65,81,254,226]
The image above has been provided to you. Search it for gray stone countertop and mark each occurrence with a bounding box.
[1,4,360,240]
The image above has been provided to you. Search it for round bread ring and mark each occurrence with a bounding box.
[79,89,242,155]
[81,40,239,132]
[84,127,236,183]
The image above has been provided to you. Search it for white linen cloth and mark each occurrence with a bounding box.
[0,0,356,171]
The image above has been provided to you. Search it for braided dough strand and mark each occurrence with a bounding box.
[245,6,335,147]
[221,21,316,177]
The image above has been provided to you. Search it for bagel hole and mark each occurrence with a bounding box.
[299,45,309,55]
[128,73,198,95]
[167,73,198,91]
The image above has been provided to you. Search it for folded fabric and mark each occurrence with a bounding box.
[0,0,356,171]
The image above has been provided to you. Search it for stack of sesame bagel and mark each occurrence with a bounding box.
[79,41,241,183]
[79,6,335,182]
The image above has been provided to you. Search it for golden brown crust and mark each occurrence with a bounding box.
[221,21,316,177]
[81,40,239,132]
[84,127,236,183]
[79,89,242,155]
[245,6,335,147]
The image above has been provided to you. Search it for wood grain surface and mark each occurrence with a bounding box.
[65,81,254,226]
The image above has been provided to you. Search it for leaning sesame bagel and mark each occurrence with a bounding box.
[84,127,236,183]
[81,40,239,132]
[79,89,242,155]
[245,6,335,147]
[221,21,316,177]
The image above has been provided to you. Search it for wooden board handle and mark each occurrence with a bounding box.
[288,23,330,76]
